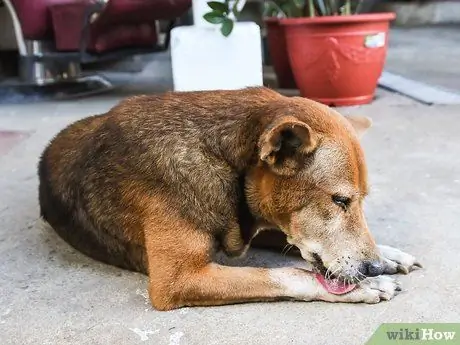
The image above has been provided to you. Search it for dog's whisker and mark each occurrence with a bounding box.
[325,262,337,280]
[337,272,344,284]
[330,265,342,278]
[327,262,342,280]
[285,245,294,256]
[356,271,367,283]
[324,262,336,280]
[281,244,289,255]
[281,244,294,257]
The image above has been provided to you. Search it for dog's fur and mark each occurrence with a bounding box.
[38,87,420,310]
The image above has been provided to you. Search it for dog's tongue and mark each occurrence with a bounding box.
[315,273,356,295]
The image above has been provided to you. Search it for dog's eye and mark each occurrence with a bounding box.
[332,195,351,210]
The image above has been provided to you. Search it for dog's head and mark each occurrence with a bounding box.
[246,97,383,283]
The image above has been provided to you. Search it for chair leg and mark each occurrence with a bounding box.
[2,0,27,55]
[162,19,177,50]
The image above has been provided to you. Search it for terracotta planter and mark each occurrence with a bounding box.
[264,18,297,89]
[280,13,396,106]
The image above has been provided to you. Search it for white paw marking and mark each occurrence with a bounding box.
[378,245,422,274]
[270,268,319,301]
[354,275,401,304]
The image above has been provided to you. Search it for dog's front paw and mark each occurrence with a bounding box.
[324,275,401,304]
[339,276,401,304]
[358,276,402,303]
[378,244,422,275]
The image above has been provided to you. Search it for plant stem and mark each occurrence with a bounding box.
[344,0,351,15]
[231,0,241,19]
[355,0,364,14]
[271,1,287,18]
[308,0,315,17]
[330,0,337,15]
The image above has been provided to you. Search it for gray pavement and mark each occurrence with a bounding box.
[1,30,460,345]
[385,25,460,93]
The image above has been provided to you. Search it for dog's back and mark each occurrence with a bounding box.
[38,88,281,273]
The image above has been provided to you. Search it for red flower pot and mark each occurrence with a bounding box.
[264,17,297,89]
[280,13,396,106]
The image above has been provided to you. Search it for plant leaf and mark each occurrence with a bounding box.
[207,1,228,14]
[292,0,305,10]
[263,2,276,16]
[315,0,327,15]
[280,3,292,17]
[221,18,234,37]
[203,11,225,24]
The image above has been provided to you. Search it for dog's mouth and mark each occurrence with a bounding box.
[311,253,357,295]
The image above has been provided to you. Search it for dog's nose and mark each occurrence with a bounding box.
[358,260,384,277]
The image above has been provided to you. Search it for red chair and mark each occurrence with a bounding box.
[2,0,191,94]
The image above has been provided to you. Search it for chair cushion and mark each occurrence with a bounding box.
[90,24,158,53]
[11,0,76,40]
[12,0,191,52]
[50,1,158,52]
[95,0,191,24]
[49,1,91,51]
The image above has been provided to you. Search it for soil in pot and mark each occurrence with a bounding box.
[281,13,396,106]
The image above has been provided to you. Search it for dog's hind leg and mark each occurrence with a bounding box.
[378,244,422,275]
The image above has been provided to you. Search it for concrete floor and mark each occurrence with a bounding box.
[1,30,460,345]
[385,25,460,93]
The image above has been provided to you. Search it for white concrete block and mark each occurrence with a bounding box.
[170,22,263,92]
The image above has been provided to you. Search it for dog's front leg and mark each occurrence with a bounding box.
[143,207,400,310]
[378,244,422,275]
[147,249,401,310]
[143,213,319,310]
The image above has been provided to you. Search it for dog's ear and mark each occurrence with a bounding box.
[346,115,372,138]
[258,116,317,175]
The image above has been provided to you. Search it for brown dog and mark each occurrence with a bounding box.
[38,87,421,310]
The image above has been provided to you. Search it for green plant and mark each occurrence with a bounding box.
[202,0,243,37]
[264,0,366,18]
[203,0,367,36]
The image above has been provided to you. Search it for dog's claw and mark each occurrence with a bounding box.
[397,261,422,274]
[397,264,409,275]
[413,261,423,268]
[363,276,400,303]
[378,244,422,276]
